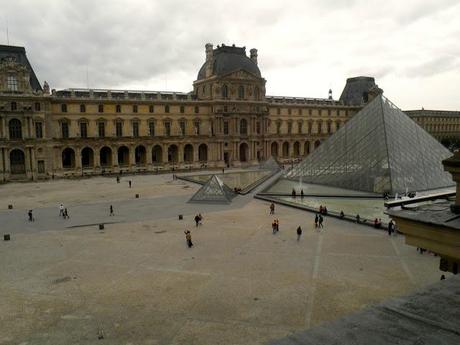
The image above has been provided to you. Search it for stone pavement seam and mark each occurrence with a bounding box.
[304,234,324,328]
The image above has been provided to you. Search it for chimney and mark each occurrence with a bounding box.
[205,43,213,78]
[250,48,258,65]
[328,89,333,100]
[442,150,460,214]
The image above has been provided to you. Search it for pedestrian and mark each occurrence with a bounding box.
[222,167,225,174]
[194,214,200,227]
[388,220,394,236]
[296,226,302,241]
[110,205,114,216]
[63,208,69,219]
[116,176,120,183]
[184,230,193,248]
[356,214,360,224]
[269,203,275,215]
[440,275,446,280]
[292,189,296,197]
[300,189,304,198]
[28,210,34,222]
[198,213,203,225]
[128,180,132,188]
[59,203,64,217]
[323,206,328,215]
[275,219,280,232]
[272,220,277,234]
[339,211,345,219]
[318,214,324,228]
[314,214,319,228]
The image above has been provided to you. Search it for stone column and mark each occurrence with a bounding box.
[94,147,101,168]
[29,147,37,180]
[75,147,82,170]
[146,146,153,165]
[129,145,135,167]
[162,144,169,164]
[112,147,118,167]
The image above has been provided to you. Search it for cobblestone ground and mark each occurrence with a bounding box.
[0,173,446,345]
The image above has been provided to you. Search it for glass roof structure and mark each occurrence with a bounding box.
[189,175,236,204]
[259,156,281,172]
[285,94,454,195]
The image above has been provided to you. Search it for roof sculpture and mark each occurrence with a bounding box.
[189,175,236,203]
[285,94,455,195]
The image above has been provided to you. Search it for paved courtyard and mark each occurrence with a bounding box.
[0,172,446,345]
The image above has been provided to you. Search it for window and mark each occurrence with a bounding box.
[224,121,229,135]
[98,104,104,113]
[308,122,312,134]
[337,109,341,117]
[276,122,281,135]
[327,122,331,133]
[11,102,17,111]
[194,121,200,135]
[149,121,155,136]
[34,102,41,111]
[98,122,105,138]
[328,109,331,116]
[133,105,138,113]
[319,109,323,116]
[80,122,87,138]
[61,104,67,112]
[7,75,18,91]
[277,108,281,115]
[9,119,22,139]
[165,105,170,113]
[35,122,43,138]
[299,109,303,116]
[298,121,303,134]
[222,84,228,99]
[179,120,186,135]
[180,105,185,113]
[240,119,247,135]
[132,122,139,137]
[288,122,292,134]
[80,104,86,113]
[116,104,121,113]
[194,106,199,114]
[317,122,322,134]
[116,122,123,137]
[254,86,260,100]
[238,85,244,99]
[288,108,291,115]
[164,121,171,136]
[37,160,45,174]
[256,121,261,134]
[149,105,154,113]
[61,122,69,138]
[308,109,312,116]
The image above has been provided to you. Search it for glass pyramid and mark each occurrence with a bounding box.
[259,156,281,171]
[189,175,236,203]
[285,94,454,194]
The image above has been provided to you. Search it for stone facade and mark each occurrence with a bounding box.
[0,43,387,182]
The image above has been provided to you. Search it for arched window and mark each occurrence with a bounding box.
[254,86,260,100]
[238,85,244,99]
[9,119,22,139]
[34,102,41,111]
[222,84,228,99]
[194,106,199,114]
[240,119,248,135]
[165,105,170,113]
[61,104,67,112]
[116,104,121,113]
[80,104,86,113]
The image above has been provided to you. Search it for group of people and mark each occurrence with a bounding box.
[59,204,70,219]
[318,205,328,215]
[272,219,280,234]
[373,218,383,229]
[314,213,324,228]
[291,189,305,197]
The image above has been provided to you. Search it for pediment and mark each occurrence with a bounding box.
[220,69,262,81]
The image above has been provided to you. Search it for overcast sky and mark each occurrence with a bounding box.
[2,0,460,110]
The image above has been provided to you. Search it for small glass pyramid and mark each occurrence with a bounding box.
[285,94,454,194]
[259,156,281,171]
[189,175,236,203]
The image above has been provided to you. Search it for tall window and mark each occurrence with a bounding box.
[9,119,22,139]
[149,105,154,113]
[287,122,292,134]
[98,104,104,113]
[165,105,170,113]
[7,76,18,91]
[222,84,228,99]
[277,108,281,115]
[80,122,87,138]
[133,105,138,113]
[224,121,229,135]
[35,122,43,138]
[317,121,322,134]
[116,104,121,113]
[328,109,331,116]
[164,121,171,136]
[240,119,248,135]
[34,102,41,111]
[308,122,312,134]
[149,121,155,136]
[194,106,199,114]
[308,109,312,116]
[238,85,244,99]
[256,121,261,134]
[180,105,185,113]
[132,122,139,137]
[276,122,281,135]
[61,104,67,112]
[288,108,292,115]
[194,121,200,135]
[98,122,105,138]
[61,122,69,138]
[254,86,260,101]
[116,122,123,137]
[298,121,303,134]
[80,104,86,113]
[327,122,331,133]
[179,120,186,135]
[11,102,17,111]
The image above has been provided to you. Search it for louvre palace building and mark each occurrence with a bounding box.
[0,43,458,182]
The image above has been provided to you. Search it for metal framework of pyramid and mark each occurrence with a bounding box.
[259,156,281,171]
[285,94,454,194]
[189,175,236,203]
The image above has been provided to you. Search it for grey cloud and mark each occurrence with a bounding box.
[404,55,460,78]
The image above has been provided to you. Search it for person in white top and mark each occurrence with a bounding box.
[59,204,64,217]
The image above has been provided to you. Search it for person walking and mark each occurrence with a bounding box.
[318,214,324,229]
[184,230,193,248]
[198,213,203,225]
[272,220,277,234]
[28,210,34,222]
[296,226,302,241]
[275,219,280,232]
[128,180,132,188]
[269,203,275,215]
[388,220,394,236]
[63,208,69,219]
[59,203,64,217]
[110,205,114,216]
[194,214,200,227]
[314,214,319,228]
